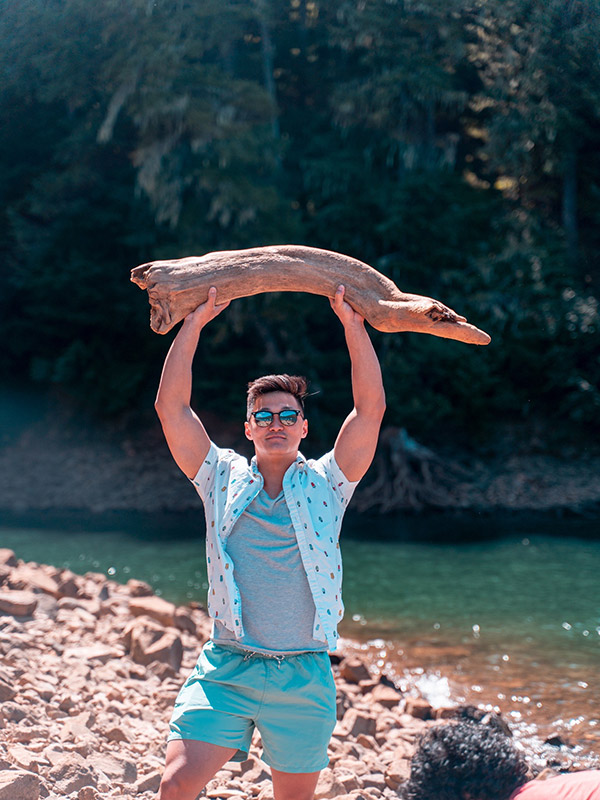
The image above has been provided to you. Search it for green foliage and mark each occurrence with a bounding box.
[1,0,599,452]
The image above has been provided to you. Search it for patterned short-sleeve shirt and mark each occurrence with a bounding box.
[191,443,358,650]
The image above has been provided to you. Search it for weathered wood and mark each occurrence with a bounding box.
[131,244,491,345]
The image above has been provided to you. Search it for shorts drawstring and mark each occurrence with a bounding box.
[243,650,286,668]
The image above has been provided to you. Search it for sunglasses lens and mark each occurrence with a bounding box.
[251,410,301,426]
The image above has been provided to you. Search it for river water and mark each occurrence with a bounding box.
[1,510,599,764]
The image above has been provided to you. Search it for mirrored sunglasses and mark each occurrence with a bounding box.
[249,409,303,427]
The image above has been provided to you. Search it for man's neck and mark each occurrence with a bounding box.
[255,452,298,499]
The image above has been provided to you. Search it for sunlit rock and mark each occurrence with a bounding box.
[0,590,37,617]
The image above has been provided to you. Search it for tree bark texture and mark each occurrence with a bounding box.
[562,147,578,265]
[131,244,491,345]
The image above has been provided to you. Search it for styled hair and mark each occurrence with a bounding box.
[402,720,530,800]
[246,374,309,418]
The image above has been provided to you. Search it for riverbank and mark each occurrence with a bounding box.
[1,415,600,517]
[0,551,598,800]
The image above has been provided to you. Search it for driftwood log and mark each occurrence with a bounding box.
[131,244,491,345]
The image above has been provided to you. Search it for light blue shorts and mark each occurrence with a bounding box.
[167,641,337,773]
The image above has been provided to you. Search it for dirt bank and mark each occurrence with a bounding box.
[1,419,599,517]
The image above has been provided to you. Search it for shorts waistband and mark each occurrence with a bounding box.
[211,640,317,662]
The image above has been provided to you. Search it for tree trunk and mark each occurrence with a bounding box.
[254,0,280,143]
[562,146,578,266]
[353,427,476,513]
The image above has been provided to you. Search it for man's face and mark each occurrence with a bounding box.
[244,391,308,456]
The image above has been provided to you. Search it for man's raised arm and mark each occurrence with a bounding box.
[330,285,386,483]
[154,287,230,479]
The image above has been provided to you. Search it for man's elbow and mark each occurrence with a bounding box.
[373,392,386,421]
[357,393,386,423]
[154,395,173,424]
[154,396,165,419]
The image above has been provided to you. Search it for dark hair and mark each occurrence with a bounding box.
[246,374,309,418]
[402,720,530,800]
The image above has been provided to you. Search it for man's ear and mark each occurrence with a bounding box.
[301,419,308,439]
[244,421,253,440]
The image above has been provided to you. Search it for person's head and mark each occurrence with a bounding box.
[244,374,309,453]
[402,719,530,800]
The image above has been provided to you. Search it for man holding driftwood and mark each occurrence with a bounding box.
[154,284,385,800]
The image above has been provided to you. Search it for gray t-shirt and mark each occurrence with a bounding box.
[212,489,328,654]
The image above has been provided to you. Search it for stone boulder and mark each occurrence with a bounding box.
[0,676,16,702]
[0,769,40,800]
[336,708,378,739]
[371,682,402,708]
[129,596,177,627]
[126,578,154,597]
[385,758,411,788]
[126,618,183,671]
[0,590,37,617]
[405,696,433,720]
[47,753,101,795]
[91,754,137,786]
[0,549,18,567]
[314,768,347,799]
[8,564,62,597]
[339,657,371,684]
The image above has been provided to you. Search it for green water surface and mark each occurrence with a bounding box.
[1,511,598,665]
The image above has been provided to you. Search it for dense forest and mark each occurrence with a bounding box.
[2,0,599,455]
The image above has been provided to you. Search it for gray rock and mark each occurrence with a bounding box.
[314,768,347,799]
[77,788,99,800]
[404,697,433,720]
[0,675,16,702]
[338,708,378,738]
[339,657,371,684]
[0,549,18,567]
[0,590,38,617]
[1,701,28,722]
[129,596,177,627]
[126,579,154,597]
[47,753,99,794]
[0,769,40,800]
[173,607,198,634]
[129,619,183,671]
[133,770,162,794]
[8,743,48,773]
[371,683,402,709]
[90,753,137,785]
[8,565,60,597]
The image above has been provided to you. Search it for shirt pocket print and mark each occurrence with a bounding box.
[310,513,336,543]
[311,548,337,581]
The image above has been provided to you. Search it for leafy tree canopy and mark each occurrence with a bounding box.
[1,0,599,452]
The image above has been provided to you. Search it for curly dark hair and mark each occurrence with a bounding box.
[246,374,309,418]
[402,720,530,800]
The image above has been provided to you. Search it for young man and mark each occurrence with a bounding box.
[154,284,385,800]
[403,719,600,800]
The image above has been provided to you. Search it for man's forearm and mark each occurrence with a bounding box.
[155,318,203,414]
[344,320,386,416]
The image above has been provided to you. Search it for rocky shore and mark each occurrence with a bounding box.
[1,550,596,800]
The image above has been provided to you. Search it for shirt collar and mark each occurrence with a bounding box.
[250,452,306,475]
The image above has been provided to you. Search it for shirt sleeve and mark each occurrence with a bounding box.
[316,449,360,510]
[189,442,220,501]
